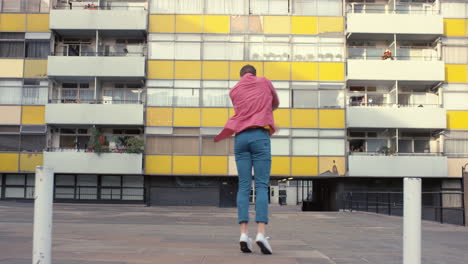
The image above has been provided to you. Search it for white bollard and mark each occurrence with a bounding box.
[33,166,54,264]
[403,177,421,264]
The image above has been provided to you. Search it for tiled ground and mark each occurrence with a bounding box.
[0,201,467,264]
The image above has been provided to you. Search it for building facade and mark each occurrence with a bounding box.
[0,0,466,213]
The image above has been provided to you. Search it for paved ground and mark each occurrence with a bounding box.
[0,201,466,264]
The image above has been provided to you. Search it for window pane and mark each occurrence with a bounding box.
[277,90,290,108]
[264,43,290,61]
[20,135,45,152]
[367,139,387,152]
[175,42,201,60]
[146,136,172,154]
[271,138,290,155]
[0,42,25,57]
[319,139,345,155]
[203,42,228,60]
[150,42,174,59]
[414,140,430,153]
[55,175,74,186]
[294,0,316,15]
[293,90,318,108]
[26,41,49,58]
[5,187,24,198]
[77,175,97,186]
[123,176,144,187]
[293,44,317,61]
[147,88,173,106]
[292,138,318,155]
[174,89,200,107]
[0,135,20,151]
[173,137,199,154]
[22,87,48,105]
[6,174,25,185]
[202,137,228,155]
[202,89,229,107]
[177,0,203,13]
[319,90,344,108]
[102,176,121,187]
[150,0,176,13]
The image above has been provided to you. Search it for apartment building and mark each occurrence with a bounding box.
[0,0,466,215]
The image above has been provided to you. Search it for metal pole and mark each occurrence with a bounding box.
[33,166,54,264]
[403,177,421,264]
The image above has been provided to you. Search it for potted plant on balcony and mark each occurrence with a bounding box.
[378,146,396,156]
[124,137,144,154]
[88,127,110,154]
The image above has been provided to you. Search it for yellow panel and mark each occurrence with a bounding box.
[444,19,465,37]
[291,62,318,81]
[319,63,345,81]
[0,14,26,31]
[19,153,43,172]
[146,107,173,126]
[291,109,318,128]
[318,17,344,33]
[24,60,47,78]
[0,59,24,78]
[149,15,175,33]
[271,156,290,175]
[201,156,228,175]
[229,61,264,80]
[175,61,201,79]
[26,14,49,32]
[202,61,229,80]
[173,155,200,174]
[174,108,201,127]
[292,16,318,35]
[264,62,291,81]
[319,157,345,176]
[274,109,291,128]
[204,15,230,33]
[0,153,19,172]
[202,108,228,127]
[229,108,236,118]
[319,109,345,129]
[264,16,291,34]
[145,155,172,174]
[148,60,174,79]
[292,157,318,176]
[176,15,203,33]
[22,106,45,125]
[445,64,467,83]
[447,111,468,130]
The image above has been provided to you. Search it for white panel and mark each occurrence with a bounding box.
[45,104,144,125]
[44,152,143,174]
[145,127,173,134]
[292,129,319,137]
[150,42,174,60]
[292,138,318,155]
[25,32,51,39]
[319,139,345,156]
[320,130,345,137]
[277,90,290,108]
[175,42,201,60]
[271,138,290,155]
[347,13,443,35]
[444,93,468,110]
[50,10,147,30]
[347,59,445,82]
[348,155,448,177]
[347,107,447,129]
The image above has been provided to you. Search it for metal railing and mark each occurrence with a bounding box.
[349,151,444,156]
[347,102,441,108]
[347,3,440,15]
[54,186,145,201]
[52,47,145,57]
[342,191,465,226]
[48,98,143,104]
[348,47,439,61]
[54,2,147,11]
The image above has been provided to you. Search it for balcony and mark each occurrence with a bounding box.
[346,3,443,38]
[348,153,447,177]
[49,2,147,32]
[347,50,444,82]
[47,55,145,78]
[347,107,446,129]
[45,103,144,125]
[44,151,143,174]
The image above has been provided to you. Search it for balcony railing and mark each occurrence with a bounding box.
[347,102,441,108]
[348,47,439,61]
[347,3,440,15]
[54,2,147,10]
[53,46,145,57]
[349,151,443,157]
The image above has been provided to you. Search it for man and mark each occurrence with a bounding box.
[215,65,279,254]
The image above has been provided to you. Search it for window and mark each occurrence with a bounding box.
[319,139,345,155]
[147,88,173,106]
[319,90,344,108]
[293,0,342,16]
[4,174,26,198]
[20,135,45,152]
[174,89,200,107]
[173,137,200,154]
[293,90,318,108]
[271,138,290,155]
[202,89,229,107]
[292,138,318,155]
[25,41,49,58]
[77,175,97,200]
[0,80,22,104]
[23,80,48,105]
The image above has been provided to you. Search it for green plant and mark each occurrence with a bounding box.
[88,127,110,154]
[125,137,144,154]
[378,146,395,156]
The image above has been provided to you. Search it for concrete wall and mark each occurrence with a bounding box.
[348,155,448,177]
[50,10,147,30]
[44,152,143,174]
[347,60,445,82]
[47,56,145,77]
[347,107,447,129]
[347,13,443,35]
[45,104,144,125]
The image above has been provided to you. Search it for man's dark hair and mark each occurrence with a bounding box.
[240,65,256,77]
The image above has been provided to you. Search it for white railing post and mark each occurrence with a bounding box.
[33,166,54,264]
[403,177,421,264]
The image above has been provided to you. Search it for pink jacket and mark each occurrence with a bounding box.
[214,73,279,142]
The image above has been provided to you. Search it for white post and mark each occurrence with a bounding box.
[403,177,421,264]
[33,166,54,264]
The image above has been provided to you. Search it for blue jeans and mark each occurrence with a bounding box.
[234,128,271,224]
